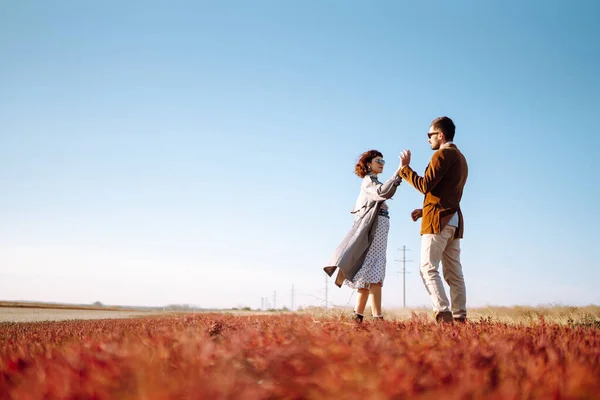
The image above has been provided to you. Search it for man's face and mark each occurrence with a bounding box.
[427,126,442,150]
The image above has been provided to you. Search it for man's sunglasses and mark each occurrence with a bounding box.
[373,158,385,165]
[427,131,440,138]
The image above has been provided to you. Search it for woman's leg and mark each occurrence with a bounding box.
[354,288,369,315]
[369,283,383,317]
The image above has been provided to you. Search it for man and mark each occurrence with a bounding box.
[399,116,468,323]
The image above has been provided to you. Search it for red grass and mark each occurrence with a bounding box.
[1,314,599,399]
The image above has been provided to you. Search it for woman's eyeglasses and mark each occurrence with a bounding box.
[374,158,385,165]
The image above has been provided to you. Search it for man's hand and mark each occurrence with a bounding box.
[399,149,411,169]
[411,208,423,222]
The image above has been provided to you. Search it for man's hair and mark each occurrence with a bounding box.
[431,116,456,141]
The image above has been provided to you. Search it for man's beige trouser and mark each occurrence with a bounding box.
[420,224,466,318]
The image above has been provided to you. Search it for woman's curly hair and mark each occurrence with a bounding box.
[355,150,383,178]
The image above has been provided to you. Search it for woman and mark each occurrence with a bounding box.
[324,150,402,322]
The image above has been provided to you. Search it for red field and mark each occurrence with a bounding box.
[1,314,599,399]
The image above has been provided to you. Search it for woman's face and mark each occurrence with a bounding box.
[368,156,385,175]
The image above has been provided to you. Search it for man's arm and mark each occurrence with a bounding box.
[411,208,423,221]
[400,150,454,194]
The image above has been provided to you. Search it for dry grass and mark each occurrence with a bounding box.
[300,305,600,325]
[2,313,599,399]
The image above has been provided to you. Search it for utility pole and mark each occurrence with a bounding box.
[395,246,412,308]
[324,272,328,310]
[291,284,295,311]
[261,297,264,311]
[273,291,277,310]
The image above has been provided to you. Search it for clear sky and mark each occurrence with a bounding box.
[1,1,599,310]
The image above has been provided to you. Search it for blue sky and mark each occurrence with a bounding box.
[1,0,599,310]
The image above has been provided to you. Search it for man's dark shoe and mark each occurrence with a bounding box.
[435,311,454,323]
[454,317,467,323]
[372,315,384,322]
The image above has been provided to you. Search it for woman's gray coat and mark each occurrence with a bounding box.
[324,174,402,287]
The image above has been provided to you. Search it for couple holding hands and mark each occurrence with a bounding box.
[324,116,469,323]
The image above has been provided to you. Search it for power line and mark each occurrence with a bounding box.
[291,284,295,311]
[261,296,270,310]
[324,272,328,310]
[395,246,413,308]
